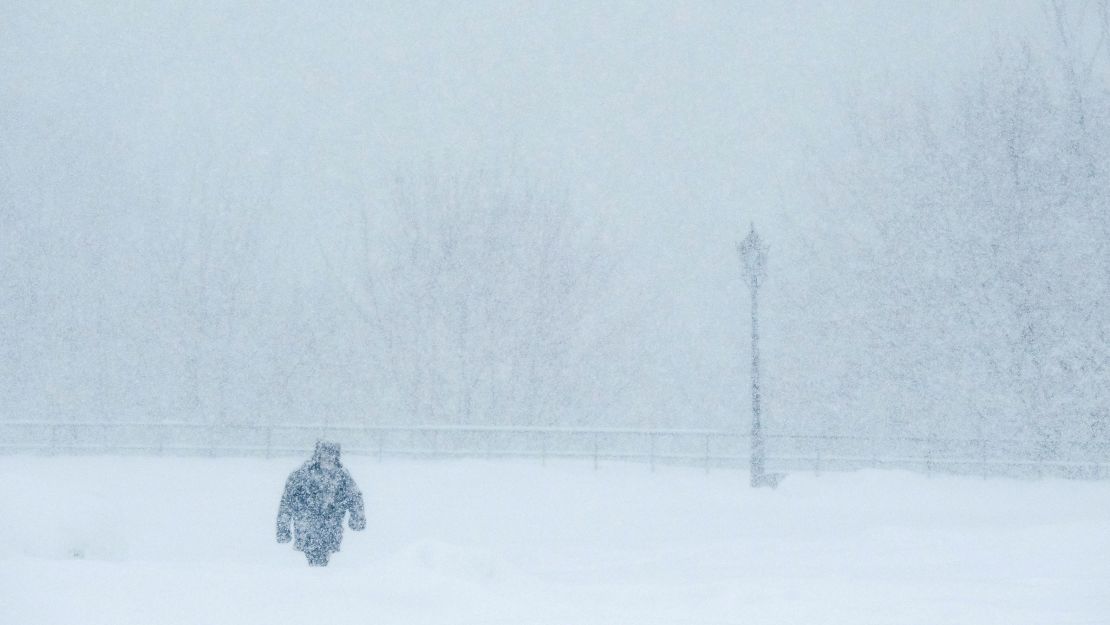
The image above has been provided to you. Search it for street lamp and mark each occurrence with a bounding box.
[738,223,769,487]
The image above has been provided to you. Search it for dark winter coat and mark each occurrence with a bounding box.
[276,442,366,556]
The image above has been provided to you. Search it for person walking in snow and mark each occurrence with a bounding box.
[276,440,366,566]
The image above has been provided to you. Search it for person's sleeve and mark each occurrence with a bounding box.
[346,476,366,531]
[276,474,295,542]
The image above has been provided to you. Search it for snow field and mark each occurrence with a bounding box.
[1,456,1108,624]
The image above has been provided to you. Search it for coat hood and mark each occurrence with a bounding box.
[312,440,342,466]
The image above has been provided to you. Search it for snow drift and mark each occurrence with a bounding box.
[1,456,1108,624]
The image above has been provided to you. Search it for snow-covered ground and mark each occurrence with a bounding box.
[1,456,1107,624]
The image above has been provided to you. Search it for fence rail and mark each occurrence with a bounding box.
[0,421,744,469]
[1,421,1107,479]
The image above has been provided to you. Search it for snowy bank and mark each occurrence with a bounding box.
[1,457,1108,624]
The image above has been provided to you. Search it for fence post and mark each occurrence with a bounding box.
[649,433,656,472]
[704,434,711,473]
[541,431,547,467]
[925,438,933,477]
[979,437,987,480]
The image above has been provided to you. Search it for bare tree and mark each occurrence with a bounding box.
[330,164,616,427]
[809,23,1110,465]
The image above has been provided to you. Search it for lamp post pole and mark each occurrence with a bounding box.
[738,224,768,487]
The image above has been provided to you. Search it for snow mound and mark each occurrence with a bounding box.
[1,456,1109,625]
